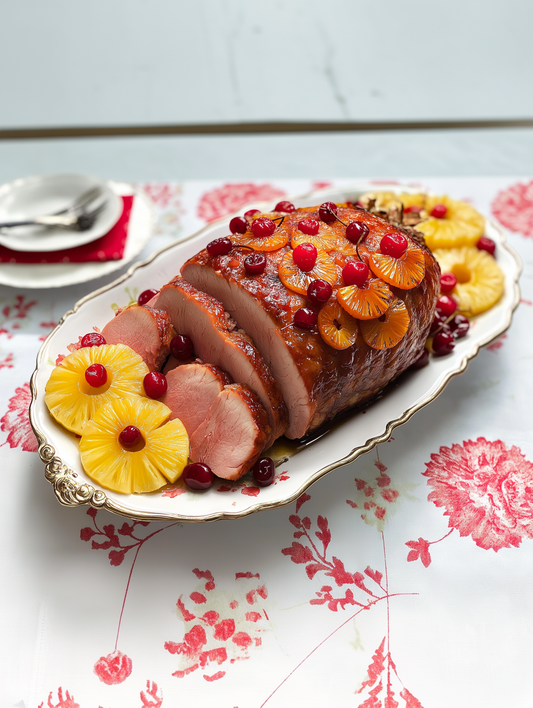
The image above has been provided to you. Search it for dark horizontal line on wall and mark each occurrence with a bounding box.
[2,118,533,140]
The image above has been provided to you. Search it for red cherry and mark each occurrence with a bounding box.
[318,202,338,223]
[293,243,317,272]
[380,232,408,258]
[440,272,457,293]
[294,307,318,330]
[411,348,430,369]
[183,462,214,490]
[342,261,369,287]
[436,295,458,318]
[274,201,295,213]
[207,237,232,256]
[143,371,168,399]
[80,332,106,348]
[244,252,267,275]
[85,363,107,388]
[404,205,422,214]
[450,314,470,339]
[252,457,276,487]
[170,334,194,360]
[244,209,260,218]
[229,216,248,234]
[307,279,333,305]
[345,221,369,244]
[431,204,448,219]
[433,331,455,356]
[477,236,496,256]
[137,289,159,307]
[297,218,320,236]
[430,312,448,333]
[119,425,143,448]
[251,217,276,238]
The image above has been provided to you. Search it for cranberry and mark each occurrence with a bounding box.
[294,307,318,330]
[440,272,457,293]
[244,209,260,218]
[119,425,143,448]
[293,243,318,272]
[477,236,496,256]
[343,261,369,287]
[450,314,470,339]
[252,457,276,487]
[404,205,422,214]
[430,312,448,333]
[207,237,232,256]
[251,217,276,238]
[170,334,194,360]
[80,332,106,348]
[318,202,338,223]
[297,218,320,236]
[143,371,167,399]
[307,279,333,305]
[183,462,214,490]
[274,200,295,213]
[380,232,408,258]
[411,348,430,369]
[345,221,369,244]
[229,216,248,234]
[431,204,448,219]
[85,363,107,388]
[137,289,159,307]
[436,295,458,318]
[433,331,455,356]
[244,252,267,275]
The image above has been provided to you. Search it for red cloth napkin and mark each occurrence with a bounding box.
[0,196,133,264]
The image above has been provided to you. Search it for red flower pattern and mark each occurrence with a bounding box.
[38,688,80,708]
[140,680,163,707]
[93,649,133,685]
[0,382,38,452]
[197,183,286,222]
[424,438,533,551]
[492,180,533,237]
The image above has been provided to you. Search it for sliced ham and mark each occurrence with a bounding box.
[189,384,270,480]
[101,305,175,372]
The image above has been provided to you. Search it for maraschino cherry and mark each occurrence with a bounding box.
[85,363,107,388]
[119,426,143,448]
[294,307,318,330]
[318,202,338,223]
[229,216,248,234]
[345,221,369,244]
[143,372,167,399]
[477,236,496,256]
[297,218,320,236]
[244,209,260,218]
[293,243,317,272]
[244,253,267,275]
[137,289,159,307]
[80,332,106,348]
[252,457,276,486]
[380,233,408,258]
[251,217,276,238]
[440,272,457,293]
[274,201,295,213]
[436,295,457,318]
[342,261,369,288]
[450,314,470,338]
[207,237,232,256]
[183,462,214,490]
[307,279,332,305]
[431,204,448,219]
[170,334,194,360]
[432,331,455,356]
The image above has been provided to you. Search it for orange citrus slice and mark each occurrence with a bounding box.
[337,278,392,320]
[369,241,425,290]
[278,249,338,295]
[318,301,359,350]
[231,213,289,251]
[290,221,339,252]
[359,298,410,350]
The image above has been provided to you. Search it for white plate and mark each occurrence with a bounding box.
[0,173,122,252]
[29,184,521,523]
[0,181,155,288]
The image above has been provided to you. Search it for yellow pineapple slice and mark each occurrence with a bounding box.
[79,397,189,494]
[337,278,392,320]
[416,196,485,250]
[359,298,410,350]
[278,249,337,295]
[433,247,504,315]
[369,241,425,290]
[318,300,359,350]
[358,191,427,212]
[231,212,289,251]
[45,344,148,435]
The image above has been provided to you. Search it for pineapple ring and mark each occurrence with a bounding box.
[433,246,505,315]
[318,300,359,350]
[358,191,427,212]
[337,278,392,320]
[278,249,337,295]
[416,195,485,250]
[45,343,148,435]
[369,241,426,290]
[359,298,410,350]
[231,213,289,251]
[80,397,189,494]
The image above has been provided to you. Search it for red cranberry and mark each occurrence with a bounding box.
[430,312,448,333]
[431,204,448,219]
[307,279,333,305]
[85,363,107,388]
[404,205,422,214]
[137,289,159,307]
[345,221,369,244]
[143,371,167,399]
[297,218,320,236]
[244,252,267,275]
[80,332,106,348]
[207,237,232,256]
[244,209,260,218]
[293,243,317,272]
[411,348,430,369]
[252,457,276,487]
[440,272,457,293]
[433,331,455,356]
[170,334,194,360]
[229,216,248,234]
[251,217,276,238]
[318,202,338,223]
[380,232,408,258]
[343,261,369,287]
[119,425,143,448]
[274,201,295,213]
[450,314,470,338]
[477,236,496,256]
[436,295,458,318]
[183,462,214,490]
[294,307,318,330]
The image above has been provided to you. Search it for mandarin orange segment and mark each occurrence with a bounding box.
[337,278,392,320]
[290,223,339,252]
[369,241,425,290]
[278,249,338,295]
[359,298,410,350]
[318,301,359,350]
[231,213,289,251]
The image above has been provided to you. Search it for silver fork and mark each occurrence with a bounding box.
[0,200,107,232]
